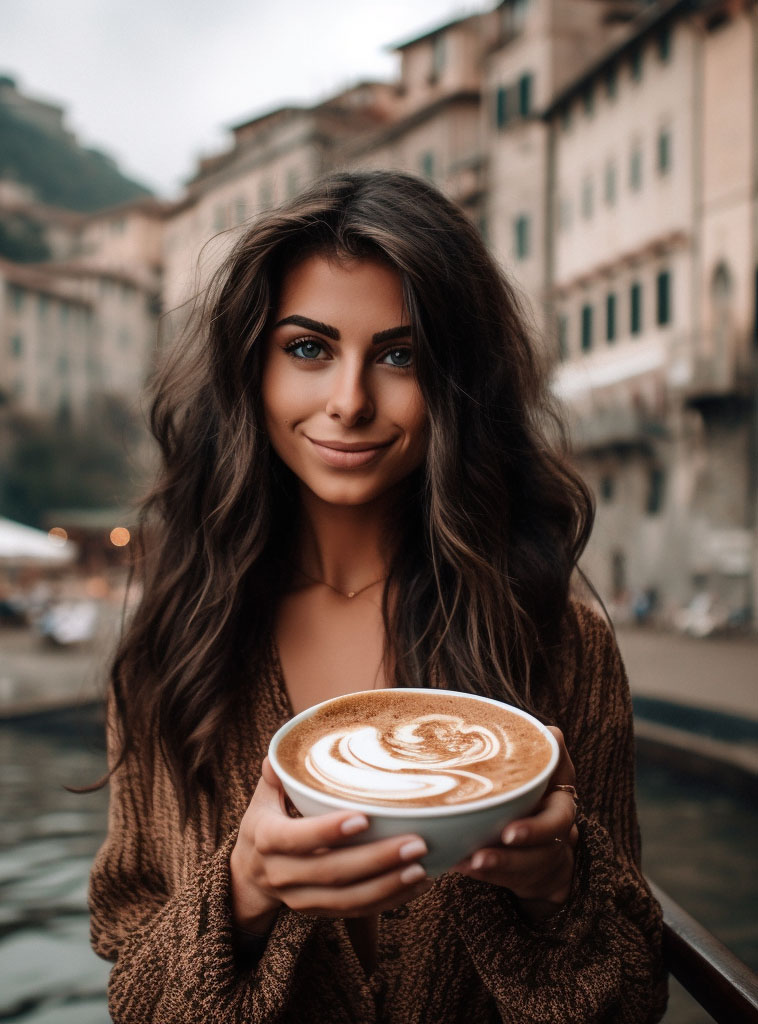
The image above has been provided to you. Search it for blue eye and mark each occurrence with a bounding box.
[286,339,324,360]
[381,348,412,368]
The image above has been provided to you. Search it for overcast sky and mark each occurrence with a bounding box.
[4,0,481,198]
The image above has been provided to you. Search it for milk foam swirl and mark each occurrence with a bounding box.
[304,714,512,805]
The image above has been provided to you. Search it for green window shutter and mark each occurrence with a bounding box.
[656,270,671,325]
[658,26,672,62]
[657,129,671,174]
[518,73,533,117]
[581,304,593,351]
[606,293,616,342]
[496,86,509,129]
[646,467,665,514]
[605,65,617,99]
[631,282,643,335]
[558,315,569,360]
[631,47,644,81]
[514,214,530,259]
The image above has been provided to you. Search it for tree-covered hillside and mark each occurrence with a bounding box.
[0,102,152,212]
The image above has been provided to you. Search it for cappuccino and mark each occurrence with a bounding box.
[276,690,552,809]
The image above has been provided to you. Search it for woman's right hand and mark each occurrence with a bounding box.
[229,757,433,931]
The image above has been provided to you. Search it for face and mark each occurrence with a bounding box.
[262,254,428,507]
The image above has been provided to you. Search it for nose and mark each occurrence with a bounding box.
[324,357,375,425]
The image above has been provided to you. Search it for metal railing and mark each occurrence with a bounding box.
[649,880,758,1023]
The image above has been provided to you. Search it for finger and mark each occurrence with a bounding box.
[497,726,576,847]
[454,840,575,904]
[252,756,288,814]
[282,860,433,917]
[501,790,577,847]
[264,832,429,889]
[254,801,376,857]
[544,727,576,788]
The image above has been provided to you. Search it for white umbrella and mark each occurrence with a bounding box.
[0,516,77,566]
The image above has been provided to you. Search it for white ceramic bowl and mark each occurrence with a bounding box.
[268,688,559,877]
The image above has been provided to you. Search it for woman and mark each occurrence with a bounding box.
[89,170,667,1023]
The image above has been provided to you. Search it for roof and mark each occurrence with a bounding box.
[81,196,172,224]
[0,257,93,305]
[0,197,84,227]
[16,259,150,291]
[228,104,306,136]
[388,10,481,51]
[544,0,697,115]
[343,88,480,156]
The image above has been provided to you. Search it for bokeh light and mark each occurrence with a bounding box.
[48,527,68,546]
[109,527,131,547]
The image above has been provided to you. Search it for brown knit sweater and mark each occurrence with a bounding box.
[89,601,668,1023]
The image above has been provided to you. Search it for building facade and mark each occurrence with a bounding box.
[0,258,96,419]
[547,0,757,620]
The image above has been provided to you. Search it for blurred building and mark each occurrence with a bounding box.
[548,0,757,617]
[0,257,95,418]
[0,198,169,421]
[161,83,402,330]
[0,76,164,429]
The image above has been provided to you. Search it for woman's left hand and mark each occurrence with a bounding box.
[451,727,579,921]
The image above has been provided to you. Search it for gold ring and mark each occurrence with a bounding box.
[550,784,579,806]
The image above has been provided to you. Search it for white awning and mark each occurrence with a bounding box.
[0,517,77,566]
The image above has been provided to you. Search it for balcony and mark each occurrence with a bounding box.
[446,154,487,207]
[669,330,756,406]
[569,402,668,453]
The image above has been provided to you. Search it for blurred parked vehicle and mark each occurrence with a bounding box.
[37,600,98,646]
[674,593,730,638]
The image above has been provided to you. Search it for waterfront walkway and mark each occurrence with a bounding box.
[1,617,756,729]
[616,626,757,721]
[616,625,758,784]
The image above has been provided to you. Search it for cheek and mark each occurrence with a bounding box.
[395,387,428,461]
[262,363,296,431]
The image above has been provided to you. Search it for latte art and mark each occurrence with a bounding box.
[277,691,552,808]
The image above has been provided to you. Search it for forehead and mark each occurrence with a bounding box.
[276,254,408,325]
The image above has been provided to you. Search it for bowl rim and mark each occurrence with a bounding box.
[267,688,560,818]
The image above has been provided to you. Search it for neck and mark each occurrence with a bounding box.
[294,486,403,593]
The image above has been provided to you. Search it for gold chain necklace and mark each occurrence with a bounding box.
[293,566,387,600]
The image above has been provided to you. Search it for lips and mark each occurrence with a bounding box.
[307,437,393,469]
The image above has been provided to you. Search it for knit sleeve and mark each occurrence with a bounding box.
[87,707,371,1024]
[445,602,668,1024]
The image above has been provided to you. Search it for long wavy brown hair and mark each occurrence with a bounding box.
[107,170,593,826]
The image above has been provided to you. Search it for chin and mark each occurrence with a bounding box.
[313,487,387,507]
[305,476,396,508]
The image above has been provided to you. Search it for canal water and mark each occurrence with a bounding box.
[1,707,756,1024]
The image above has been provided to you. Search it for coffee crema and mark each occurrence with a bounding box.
[276,690,552,808]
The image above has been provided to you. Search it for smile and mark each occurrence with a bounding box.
[307,437,394,469]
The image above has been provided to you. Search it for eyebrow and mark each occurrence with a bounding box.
[274,314,411,345]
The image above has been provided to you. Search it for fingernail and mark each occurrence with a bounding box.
[400,863,427,884]
[399,838,428,861]
[472,852,493,870]
[503,826,526,845]
[341,814,369,835]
